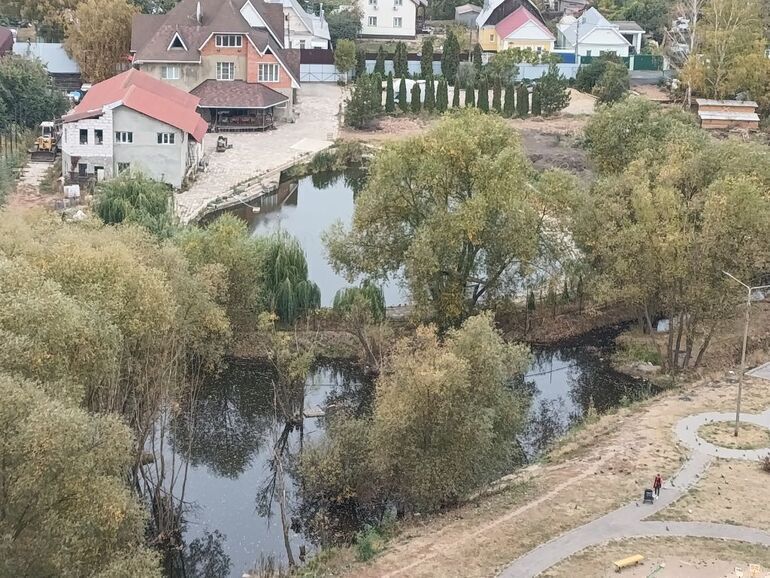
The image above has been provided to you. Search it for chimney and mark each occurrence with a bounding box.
[196,0,201,24]
[320,2,324,19]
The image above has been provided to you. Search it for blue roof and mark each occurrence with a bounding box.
[12,42,80,74]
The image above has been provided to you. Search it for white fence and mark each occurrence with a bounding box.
[300,64,342,82]
[518,63,580,80]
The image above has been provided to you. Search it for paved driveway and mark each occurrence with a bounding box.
[176,83,344,223]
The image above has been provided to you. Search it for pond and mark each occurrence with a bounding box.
[182,172,657,576]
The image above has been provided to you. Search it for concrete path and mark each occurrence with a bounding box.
[175,83,343,224]
[498,409,770,577]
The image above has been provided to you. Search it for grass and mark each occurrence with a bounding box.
[698,421,770,450]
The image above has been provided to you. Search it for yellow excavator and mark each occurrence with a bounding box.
[30,121,59,162]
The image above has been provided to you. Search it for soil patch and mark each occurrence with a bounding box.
[542,537,770,577]
[698,422,770,450]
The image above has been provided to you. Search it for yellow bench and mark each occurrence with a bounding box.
[613,554,644,572]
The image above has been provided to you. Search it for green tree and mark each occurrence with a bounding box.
[537,63,571,115]
[263,233,321,323]
[65,0,138,82]
[355,47,367,78]
[472,42,483,73]
[620,0,667,41]
[14,0,80,35]
[592,61,630,104]
[393,41,409,78]
[94,172,175,238]
[374,45,386,76]
[345,73,377,128]
[0,373,161,577]
[398,76,409,112]
[575,53,623,93]
[464,81,475,107]
[421,37,434,78]
[531,85,542,115]
[371,73,383,112]
[436,78,448,112]
[372,314,530,510]
[0,56,69,129]
[487,48,524,84]
[424,77,435,112]
[385,72,395,113]
[324,110,569,326]
[503,83,515,117]
[516,83,529,117]
[442,30,460,84]
[452,79,461,107]
[332,281,389,368]
[334,38,357,83]
[477,78,489,112]
[410,82,422,113]
[492,76,502,112]
[326,10,362,44]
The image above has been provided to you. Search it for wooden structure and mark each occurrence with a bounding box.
[613,554,644,572]
[696,99,760,131]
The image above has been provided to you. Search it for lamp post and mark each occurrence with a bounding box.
[723,271,770,437]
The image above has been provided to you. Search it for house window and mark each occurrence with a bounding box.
[78,163,87,176]
[489,33,494,41]
[79,129,88,144]
[170,34,185,49]
[258,63,279,82]
[217,61,235,80]
[161,65,180,80]
[394,0,402,5]
[117,162,130,174]
[369,0,377,4]
[115,131,133,143]
[368,16,377,26]
[215,34,242,47]
[586,50,592,56]
[95,129,103,144]
[157,132,176,144]
[299,40,306,49]
[393,16,402,27]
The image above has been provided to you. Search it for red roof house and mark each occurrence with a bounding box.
[489,6,555,52]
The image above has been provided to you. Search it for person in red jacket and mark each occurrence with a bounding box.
[653,473,663,497]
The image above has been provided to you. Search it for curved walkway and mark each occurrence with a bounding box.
[498,409,770,577]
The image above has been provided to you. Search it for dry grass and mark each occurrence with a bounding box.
[542,537,770,578]
[698,422,770,450]
[650,459,770,531]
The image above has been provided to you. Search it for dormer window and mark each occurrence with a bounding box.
[216,34,243,48]
[169,33,186,50]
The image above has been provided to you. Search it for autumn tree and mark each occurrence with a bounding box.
[334,38,357,83]
[65,0,138,82]
[14,0,80,36]
[324,110,571,327]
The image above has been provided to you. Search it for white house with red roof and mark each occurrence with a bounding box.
[61,68,208,188]
[490,6,555,52]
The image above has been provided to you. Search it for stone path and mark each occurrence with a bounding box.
[175,83,343,224]
[498,409,770,577]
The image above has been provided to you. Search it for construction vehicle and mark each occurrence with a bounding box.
[216,135,232,152]
[29,121,59,162]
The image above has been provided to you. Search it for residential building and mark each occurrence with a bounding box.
[61,68,208,187]
[0,27,13,55]
[359,0,427,38]
[12,41,82,90]
[476,0,546,52]
[556,8,638,57]
[265,0,330,48]
[131,0,301,129]
[455,3,482,28]
[696,99,759,131]
[485,5,555,52]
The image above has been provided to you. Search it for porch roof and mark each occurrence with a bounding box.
[190,80,289,109]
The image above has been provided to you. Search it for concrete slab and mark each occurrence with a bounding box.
[747,362,770,381]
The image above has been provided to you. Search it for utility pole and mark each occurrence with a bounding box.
[723,271,770,436]
[574,16,580,62]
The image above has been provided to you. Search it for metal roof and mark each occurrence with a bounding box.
[12,41,80,74]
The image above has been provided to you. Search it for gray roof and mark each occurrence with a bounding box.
[699,111,760,121]
[696,98,758,108]
[611,20,644,32]
[456,3,482,13]
[12,41,80,74]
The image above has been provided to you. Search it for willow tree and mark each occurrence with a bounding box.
[95,171,175,237]
[324,110,571,327]
[264,233,320,323]
[333,281,389,369]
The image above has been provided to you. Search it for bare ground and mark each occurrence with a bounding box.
[542,537,770,577]
[311,370,770,577]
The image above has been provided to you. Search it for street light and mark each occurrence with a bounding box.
[722,271,770,437]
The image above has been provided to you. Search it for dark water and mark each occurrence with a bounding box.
[204,171,406,307]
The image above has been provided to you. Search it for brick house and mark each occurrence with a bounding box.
[61,69,208,187]
[130,0,302,131]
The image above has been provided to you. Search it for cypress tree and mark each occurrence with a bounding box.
[441,31,460,84]
[531,84,542,116]
[451,78,461,108]
[503,83,515,118]
[394,41,408,78]
[477,78,489,112]
[437,79,448,112]
[492,76,502,113]
[371,73,382,113]
[374,46,385,76]
[398,77,408,112]
[355,48,366,78]
[424,78,435,112]
[385,72,395,113]
[516,83,529,117]
[410,82,422,113]
[464,81,475,107]
[472,43,483,74]
[420,38,434,79]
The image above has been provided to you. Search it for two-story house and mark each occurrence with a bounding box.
[131,0,302,131]
[60,68,208,187]
[266,0,330,48]
[360,0,427,38]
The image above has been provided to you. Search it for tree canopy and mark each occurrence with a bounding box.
[0,56,69,129]
[94,172,175,238]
